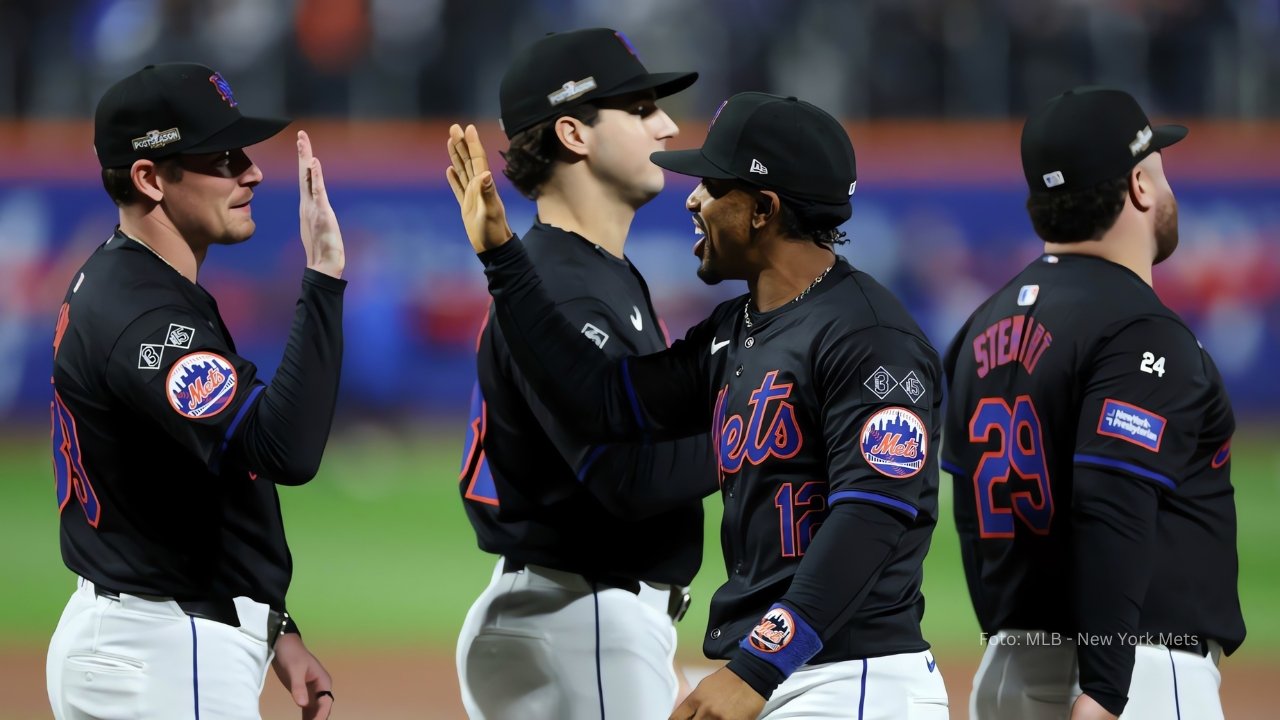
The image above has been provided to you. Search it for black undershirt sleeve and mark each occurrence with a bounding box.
[1072,464,1161,716]
[726,502,910,697]
[481,236,709,442]
[230,269,346,485]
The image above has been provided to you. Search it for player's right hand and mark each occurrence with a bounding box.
[297,130,345,279]
[446,123,513,253]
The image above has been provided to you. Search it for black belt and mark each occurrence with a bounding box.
[94,584,286,647]
[1174,639,1209,657]
[502,558,690,622]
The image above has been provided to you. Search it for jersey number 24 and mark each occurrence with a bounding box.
[969,396,1053,537]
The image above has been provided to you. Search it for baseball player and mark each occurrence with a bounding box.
[941,87,1245,719]
[449,92,949,719]
[46,63,345,720]
[452,29,717,720]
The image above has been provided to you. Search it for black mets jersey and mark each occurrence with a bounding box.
[942,253,1244,707]
[51,229,345,610]
[460,220,716,587]
[479,237,942,697]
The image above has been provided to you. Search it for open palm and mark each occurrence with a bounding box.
[297,130,345,278]
[446,123,513,253]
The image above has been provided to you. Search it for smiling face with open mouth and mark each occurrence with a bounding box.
[688,177,757,285]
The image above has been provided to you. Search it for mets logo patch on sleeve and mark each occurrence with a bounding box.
[860,407,927,478]
[166,352,238,419]
[1097,399,1165,452]
[748,607,794,653]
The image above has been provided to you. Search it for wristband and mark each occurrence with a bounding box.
[738,603,822,677]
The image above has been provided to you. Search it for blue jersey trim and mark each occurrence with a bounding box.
[576,445,608,482]
[1074,453,1176,491]
[211,384,265,474]
[940,459,967,477]
[620,357,647,433]
[829,490,919,520]
[190,617,200,720]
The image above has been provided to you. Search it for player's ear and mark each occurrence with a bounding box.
[751,190,780,230]
[130,159,166,203]
[1128,161,1156,212]
[553,116,590,160]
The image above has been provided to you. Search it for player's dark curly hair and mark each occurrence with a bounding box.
[777,200,849,247]
[1026,176,1129,243]
[501,104,601,199]
[101,159,184,207]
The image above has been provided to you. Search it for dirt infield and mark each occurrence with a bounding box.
[3,646,1273,719]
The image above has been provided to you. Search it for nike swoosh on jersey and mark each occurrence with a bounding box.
[711,338,731,355]
[630,306,643,331]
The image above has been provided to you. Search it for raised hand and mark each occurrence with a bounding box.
[446,123,513,253]
[297,130,345,279]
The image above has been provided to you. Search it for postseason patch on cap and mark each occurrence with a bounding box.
[860,407,927,478]
[166,351,238,419]
[1097,398,1165,452]
[132,128,182,151]
[747,607,794,653]
[548,77,597,106]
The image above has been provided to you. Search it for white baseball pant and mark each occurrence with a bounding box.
[456,557,679,720]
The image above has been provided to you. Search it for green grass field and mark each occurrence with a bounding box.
[4,425,1278,663]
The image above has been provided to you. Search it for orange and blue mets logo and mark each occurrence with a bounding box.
[166,351,237,419]
[209,72,237,107]
[748,607,794,654]
[714,371,803,474]
[860,407,927,478]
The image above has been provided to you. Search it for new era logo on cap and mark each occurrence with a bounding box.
[1042,171,1065,188]
[651,92,858,230]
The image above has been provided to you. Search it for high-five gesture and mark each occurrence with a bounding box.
[297,130,345,279]
[446,124,513,253]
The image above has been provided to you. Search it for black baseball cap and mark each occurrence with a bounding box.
[499,28,697,139]
[1022,86,1187,194]
[651,92,858,227]
[94,63,290,169]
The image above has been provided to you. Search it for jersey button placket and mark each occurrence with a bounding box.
[745,337,755,348]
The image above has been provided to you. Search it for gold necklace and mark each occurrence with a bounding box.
[743,262,835,329]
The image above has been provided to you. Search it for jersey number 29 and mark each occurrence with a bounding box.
[968,396,1053,537]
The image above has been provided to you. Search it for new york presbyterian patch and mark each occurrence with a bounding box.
[748,607,794,653]
[165,351,238,419]
[860,407,927,478]
[1097,399,1165,452]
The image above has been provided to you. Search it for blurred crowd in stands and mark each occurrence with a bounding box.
[1,0,1277,120]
